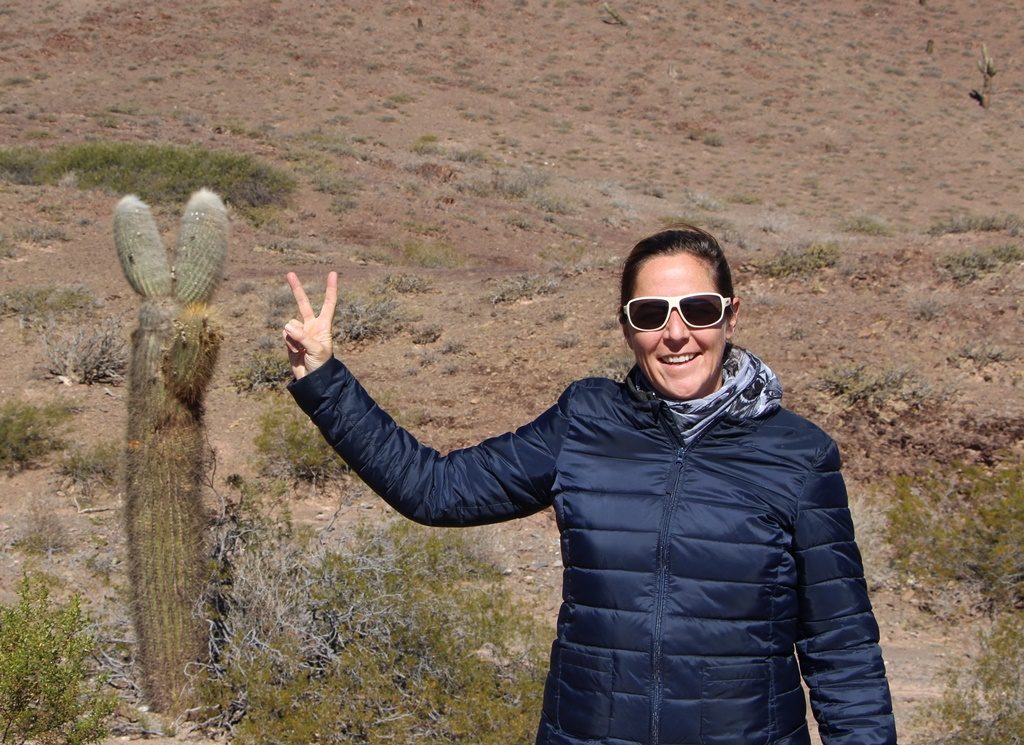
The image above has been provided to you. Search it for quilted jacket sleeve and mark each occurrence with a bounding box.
[793,439,897,745]
[287,357,569,526]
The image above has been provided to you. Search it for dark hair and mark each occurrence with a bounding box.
[618,225,735,322]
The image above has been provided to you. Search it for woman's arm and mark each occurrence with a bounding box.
[793,440,898,745]
[281,271,567,525]
[288,357,568,526]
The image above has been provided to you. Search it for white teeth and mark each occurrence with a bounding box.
[663,354,696,364]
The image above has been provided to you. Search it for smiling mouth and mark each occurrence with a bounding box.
[660,353,697,365]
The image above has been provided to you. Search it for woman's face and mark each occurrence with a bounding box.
[622,253,739,401]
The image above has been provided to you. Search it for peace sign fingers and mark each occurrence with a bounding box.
[283,271,337,379]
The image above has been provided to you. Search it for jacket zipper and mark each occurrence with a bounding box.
[649,405,724,744]
[649,444,686,745]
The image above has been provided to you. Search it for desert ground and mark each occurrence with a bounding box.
[1,1,1022,743]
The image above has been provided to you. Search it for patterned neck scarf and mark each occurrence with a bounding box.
[633,346,783,446]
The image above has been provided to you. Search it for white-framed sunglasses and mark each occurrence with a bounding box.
[622,292,732,332]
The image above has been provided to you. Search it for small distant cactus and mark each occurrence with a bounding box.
[114,189,227,713]
[972,44,997,108]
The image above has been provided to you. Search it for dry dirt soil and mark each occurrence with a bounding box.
[1,1,1022,743]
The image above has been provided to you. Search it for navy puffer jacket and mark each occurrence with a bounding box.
[289,358,897,745]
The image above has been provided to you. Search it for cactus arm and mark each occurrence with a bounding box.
[173,189,228,304]
[114,196,172,298]
[164,305,223,406]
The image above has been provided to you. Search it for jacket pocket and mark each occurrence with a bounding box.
[555,643,614,741]
[699,661,771,745]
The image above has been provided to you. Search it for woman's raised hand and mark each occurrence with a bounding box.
[283,271,337,379]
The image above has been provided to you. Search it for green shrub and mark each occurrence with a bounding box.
[199,511,545,744]
[411,133,441,155]
[0,284,95,325]
[928,612,1024,744]
[0,143,295,215]
[761,242,840,278]
[0,147,45,184]
[928,213,1023,236]
[401,238,463,268]
[0,234,14,260]
[839,214,891,236]
[59,443,119,495]
[490,274,559,304]
[818,364,932,412]
[334,295,405,341]
[14,505,69,557]
[939,243,1023,284]
[254,397,347,484]
[887,458,1024,613]
[12,224,67,244]
[0,400,72,473]
[374,272,432,295]
[410,323,442,345]
[953,342,1014,367]
[232,349,293,393]
[588,354,635,380]
[44,318,127,384]
[460,167,549,200]
[0,575,116,744]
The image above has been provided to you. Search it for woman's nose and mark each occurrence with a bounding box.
[663,308,690,339]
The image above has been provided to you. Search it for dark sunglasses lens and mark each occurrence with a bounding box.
[680,296,724,326]
[630,299,670,330]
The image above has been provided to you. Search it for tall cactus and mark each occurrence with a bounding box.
[114,189,227,713]
[978,44,996,109]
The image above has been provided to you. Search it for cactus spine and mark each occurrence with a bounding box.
[114,189,227,713]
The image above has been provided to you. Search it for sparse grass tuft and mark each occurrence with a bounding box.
[0,284,95,325]
[839,214,891,236]
[490,274,559,304]
[411,324,442,345]
[13,224,67,244]
[0,400,72,473]
[760,242,840,278]
[0,234,15,260]
[59,443,119,496]
[0,143,295,217]
[461,167,549,200]
[909,298,943,321]
[308,167,360,213]
[401,238,463,268]
[16,505,69,556]
[411,134,441,155]
[374,272,432,295]
[954,343,1014,367]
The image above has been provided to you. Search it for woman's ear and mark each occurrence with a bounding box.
[725,297,740,340]
[620,318,635,348]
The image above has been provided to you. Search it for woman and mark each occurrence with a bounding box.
[283,227,897,745]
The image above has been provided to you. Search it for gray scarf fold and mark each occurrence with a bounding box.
[637,346,783,446]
